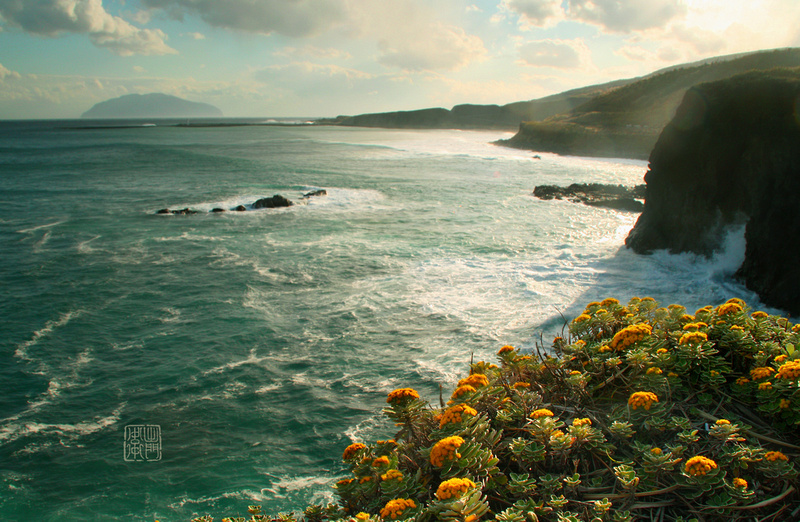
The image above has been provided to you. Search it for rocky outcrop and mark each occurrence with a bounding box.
[625,70,800,315]
[533,183,645,212]
[156,190,327,215]
[254,195,293,209]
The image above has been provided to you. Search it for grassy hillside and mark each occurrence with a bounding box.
[501,48,800,159]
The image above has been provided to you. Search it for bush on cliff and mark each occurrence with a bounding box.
[199,297,800,522]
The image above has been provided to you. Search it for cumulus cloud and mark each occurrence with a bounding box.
[141,0,346,37]
[0,63,21,80]
[503,0,563,26]
[518,39,589,69]
[566,0,687,33]
[0,0,176,55]
[377,22,486,72]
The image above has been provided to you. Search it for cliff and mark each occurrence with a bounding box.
[625,69,800,315]
[81,93,223,119]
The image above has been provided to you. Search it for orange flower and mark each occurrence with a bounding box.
[439,404,478,428]
[430,436,464,467]
[435,477,476,500]
[342,443,367,460]
[685,456,717,476]
[497,345,515,355]
[628,391,659,411]
[776,361,800,380]
[458,373,490,388]
[531,408,554,418]
[749,367,774,380]
[386,388,420,404]
[380,499,416,520]
[765,451,789,462]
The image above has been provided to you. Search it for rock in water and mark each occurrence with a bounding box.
[625,70,800,315]
[253,195,293,209]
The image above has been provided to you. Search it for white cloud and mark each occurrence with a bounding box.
[141,0,347,37]
[566,0,687,33]
[0,63,21,80]
[503,0,563,26]
[377,22,487,72]
[185,31,205,40]
[273,45,352,61]
[0,0,176,55]
[518,39,590,69]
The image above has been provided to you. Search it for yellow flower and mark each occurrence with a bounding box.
[359,476,373,484]
[758,382,772,390]
[685,456,718,476]
[387,388,420,404]
[730,325,744,331]
[775,354,788,363]
[715,419,730,425]
[380,499,416,520]
[651,447,663,455]
[668,372,679,378]
[550,430,565,438]
[513,381,531,389]
[458,373,490,388]
[381,470,403,482]
[679,331,708,345]
[572,418,592,427]
[646,367,663,375]
[336,478,355,487]
[776,361,800,380]
[573,313,592,323]
[599,345,611,353]
[750,367,775,380]
[451,384,477,400]
[610,324,653,350]
[628,391,659,411]
[600,298,620,307]
[343,443,367,461]
[439,404,478,428]
[641,297,656,302]
[531,408,554,418]
[430,436,465,467]
[780,399,791,409]
[751,311,769,319]
[569,370,582,376]
[372,456,390,467]
[656,348,668,354]
[497,345,515,355]
[435,477,476,500]
[680,314,695,322]
[717,302,743,316]
[765,451,789,462]
[794,324,800,333]
[733,478,748,489]
[595,308,608,315]
[736,377,750,385]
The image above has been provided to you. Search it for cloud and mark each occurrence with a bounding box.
[518,39,590,69]
[566,0,687,33]
[273,45,352,61]
[503,0,563,26]
[0,63,21,80]
[185,31,205,40]
[377,22,487,72]
[0,0,176,55]
[141,0,346,37]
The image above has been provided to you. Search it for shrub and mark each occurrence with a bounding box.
[199,298,800,522]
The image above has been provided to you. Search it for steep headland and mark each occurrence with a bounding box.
[81,93,223,119]
[625,69,800,315]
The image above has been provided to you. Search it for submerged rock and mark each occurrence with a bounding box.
[156,207,199,215]
[302,189,327,198]
[532,183,645,212]
[625,70,800,315]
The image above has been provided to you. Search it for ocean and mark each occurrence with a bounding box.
[0,120,778,521]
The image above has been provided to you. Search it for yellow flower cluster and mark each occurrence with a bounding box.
[380,499,416,520]
[717,302,743,316]
[646,367,663,375]
[435,477,476,500]
[439,404,478,428]
[715,419,730,425]
[776,361,800,379]
[386,388,420,404]
[758,382,772,390]
[451,384,476,400]
[736,377,750,385]
[733,477,748,489]
[750,367,775,380]
[513,382,530,389]
[751,311,769,319]
[775,354,788,363]
[572,418,592,427]
[598,345,612,353]
[601,297,620,306]
[765,451,789,462]
[573,313,591,323]
[458,373,490,388]
[610,324,653,350]
[430,436,464,467]
[685,455,718,476]
[531,408,554,418]
[628,391,659,411]
[679,331,708,345]
[497,345,515,355]
[342,443,367,460]
[372,456,390,467]
[381,470,403,482]
[651,447,663,455]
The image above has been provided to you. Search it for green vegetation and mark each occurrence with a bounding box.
[199,297,800,521]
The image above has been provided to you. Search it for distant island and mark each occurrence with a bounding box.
[81,93,223,119]
[324,48,800,160]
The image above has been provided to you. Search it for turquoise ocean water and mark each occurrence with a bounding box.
[0,120,777,520]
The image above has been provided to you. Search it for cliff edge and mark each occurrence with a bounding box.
[625,69,800,315]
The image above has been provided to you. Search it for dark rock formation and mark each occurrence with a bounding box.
[302,189,327,198]
[533,183,645,212]
[253,195,293,209]
[625,70,800,315]
[211,208,226,213]
[234,205,247,212]
[156,208,199,215]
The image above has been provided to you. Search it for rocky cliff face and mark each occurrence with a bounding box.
[625,70,800,315]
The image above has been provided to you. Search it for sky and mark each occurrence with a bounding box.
[1,0,800,119]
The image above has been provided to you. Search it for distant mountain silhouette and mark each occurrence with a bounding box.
[81,93,223,119]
